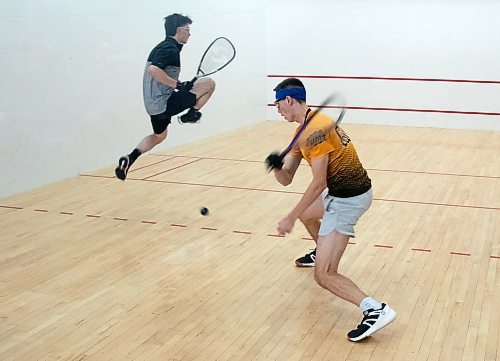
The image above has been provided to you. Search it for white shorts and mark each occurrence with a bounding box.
[319,188,373,238]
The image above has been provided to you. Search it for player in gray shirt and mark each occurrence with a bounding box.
[115,13,215,180]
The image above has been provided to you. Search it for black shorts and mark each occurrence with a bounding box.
[150,91,197,134]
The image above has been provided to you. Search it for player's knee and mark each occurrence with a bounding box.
[314,270,327,288]
[198,77,215,90]
[314,267,339,289]
[205,77,216,91]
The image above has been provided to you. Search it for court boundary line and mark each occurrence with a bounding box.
[75,175,500,211]
[1,205,494,260]
[267,74,500,85]
[146,154,500,180]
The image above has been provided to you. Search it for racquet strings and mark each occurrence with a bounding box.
[197,38,235,77]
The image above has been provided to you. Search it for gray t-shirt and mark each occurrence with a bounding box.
[143,37,183,115]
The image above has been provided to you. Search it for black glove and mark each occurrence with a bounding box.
[265,152,284,171]
[176,80,194,92]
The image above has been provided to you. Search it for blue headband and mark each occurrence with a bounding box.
[275,87,306,101]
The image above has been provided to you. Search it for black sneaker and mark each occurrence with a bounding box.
[347,303,396,342]
[295,249,316,267]
[115,155,130,180]
[178,108,202,124]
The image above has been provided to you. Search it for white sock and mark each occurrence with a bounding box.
[360,296,382,312]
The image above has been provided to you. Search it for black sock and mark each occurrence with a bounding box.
[128,148,141,166]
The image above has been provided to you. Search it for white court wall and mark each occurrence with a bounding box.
[2,1,499,198]
[0,1,267,198]
[266,0,500,131]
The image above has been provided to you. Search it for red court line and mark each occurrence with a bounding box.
[412,248,432,253]
[144,155,500,180]
[4,206,498,260]
[79,174,500,211]
[129,156,177,173]
[143,181,499,211]
[343,105,500,117]
[170,224,187,228]
[140,178,303,195]
[79,156,500,180]
[150,154,265,164]
[0,205,23,210]
[233,230,252,235]
[373,198,500,211]
[142,158,203,180]
[267,74,500,84]
[450,251,471,256]
[370,168,499,180]
[267,103,500,117]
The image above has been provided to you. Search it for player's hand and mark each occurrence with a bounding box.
[176,80,194,92]
[265,152,284,172]
[277,216,295,236]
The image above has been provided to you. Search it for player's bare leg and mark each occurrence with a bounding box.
[295,195,324,267]
[315,230,396,342]
[136,128,168,154]
[115,129,168,180]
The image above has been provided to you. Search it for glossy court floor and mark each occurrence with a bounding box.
[0,121,499,361]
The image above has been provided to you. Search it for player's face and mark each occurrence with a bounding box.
[177,26,191,44]
[274,97,293,122]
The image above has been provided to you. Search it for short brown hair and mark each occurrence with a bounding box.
[164,13,192,37]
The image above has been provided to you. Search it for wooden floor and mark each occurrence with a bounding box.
[0,122,499,361]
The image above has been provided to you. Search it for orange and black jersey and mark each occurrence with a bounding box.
[289,111,371,198]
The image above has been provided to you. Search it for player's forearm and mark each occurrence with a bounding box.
[274,168,293,186]
[274,155,301,186]
[148,66,178,88]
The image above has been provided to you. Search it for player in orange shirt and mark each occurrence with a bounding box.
[267,78,396,342]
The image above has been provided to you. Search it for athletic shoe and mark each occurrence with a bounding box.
[179,108,202,124]
[295,248,316,267]
[347,303,396,342]
[115,155,130,180]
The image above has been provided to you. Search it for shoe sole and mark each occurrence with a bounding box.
[178,117,201,124]
[348,307,397,342]
[115,158,129,180]
[295,262,315,267]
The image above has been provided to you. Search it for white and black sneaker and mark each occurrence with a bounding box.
[178,108,202,124]
[347,303,396,342]
[115,155,130,180]
[295,249,316,267]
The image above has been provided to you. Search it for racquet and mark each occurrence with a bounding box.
[266,94,346,171]
[191,37,236,81]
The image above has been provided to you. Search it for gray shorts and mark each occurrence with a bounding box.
[318,188,373,238]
